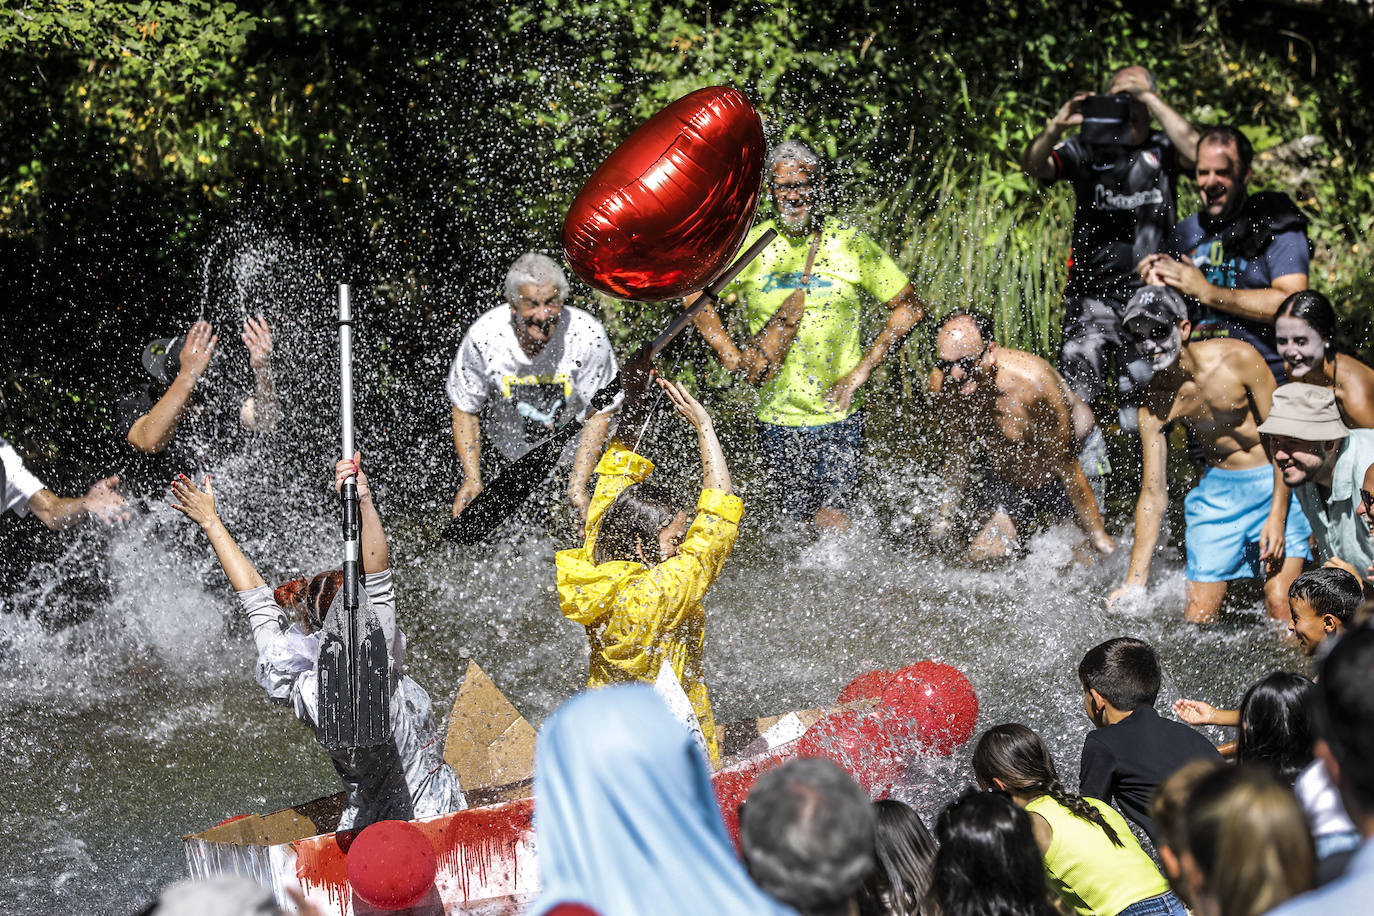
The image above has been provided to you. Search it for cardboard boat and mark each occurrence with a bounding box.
[184,662,859,915]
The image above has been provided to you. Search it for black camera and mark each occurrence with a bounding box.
[1080,93,1134,146]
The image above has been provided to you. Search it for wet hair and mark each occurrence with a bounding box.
[1236,673,1315,785]
[504,252,569,304]
[1184,765,1314,916]
[740,758,876,916]
[1288,567,1362,626]
[273,570,342,633]
[857,799,937,916]
[973,723,1124,847]
[930,791,1055,916]
[1197,125,1255,174]
[1077,637,1161,711]
[1274,290,1337,344]
[1315,623,1374,812]
[767,139,823,175]
[592,483,679,566]
[935,309,995,346]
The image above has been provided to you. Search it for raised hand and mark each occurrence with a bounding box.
[83,474,131,525]
[1052,92,1090,131]
[241,314,273,370]
[170,473,221,530]
[660,377,711,431]
[178,320,218,381]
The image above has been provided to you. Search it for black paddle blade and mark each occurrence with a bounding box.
[317,586,391,750]
[442,416,587,545]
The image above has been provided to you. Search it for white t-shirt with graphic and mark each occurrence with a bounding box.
[1,436,46,517]
[446,304,619,461]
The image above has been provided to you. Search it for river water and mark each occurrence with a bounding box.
[0,434,1301,914]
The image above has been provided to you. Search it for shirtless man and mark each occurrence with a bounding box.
[1109,286,1311,622]
[930,310,1114,561]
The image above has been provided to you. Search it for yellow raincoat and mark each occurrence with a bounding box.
[556,438,743,765]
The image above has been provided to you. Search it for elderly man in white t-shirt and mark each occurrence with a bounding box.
[447,252,619,521]
[1,436,129,529]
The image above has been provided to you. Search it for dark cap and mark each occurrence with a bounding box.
[1122,285,1188,328]
[141,336,185,385]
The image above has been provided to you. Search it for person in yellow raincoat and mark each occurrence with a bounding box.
[556,370,741,765]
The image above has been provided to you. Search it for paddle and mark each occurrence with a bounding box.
[317,283,392,750]
[442,228,777,545]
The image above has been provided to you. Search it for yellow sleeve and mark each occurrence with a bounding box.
[640,488,743,617]
[583,437,655,558]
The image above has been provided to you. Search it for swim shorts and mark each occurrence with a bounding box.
[972,469,1074,536]
[1184,463,1312,582]
[757,412,863,519]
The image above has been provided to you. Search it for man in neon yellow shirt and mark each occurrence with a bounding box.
[692,140,925,530]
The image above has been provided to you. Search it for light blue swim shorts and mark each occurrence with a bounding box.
[1184,463,1312,582]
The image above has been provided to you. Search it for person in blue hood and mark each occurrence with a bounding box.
[531,684,796,916]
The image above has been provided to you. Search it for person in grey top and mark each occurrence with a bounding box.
[170,453,463,830]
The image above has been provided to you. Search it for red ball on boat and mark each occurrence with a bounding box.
[838,669,895,704]
[881,661,979,756]
[796,708,904,794]
[562,86,765,301]
[346,819,437,911]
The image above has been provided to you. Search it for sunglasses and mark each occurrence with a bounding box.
[935,343,989,376]
[1361,488,1374,512]
[1132,322,1175,342]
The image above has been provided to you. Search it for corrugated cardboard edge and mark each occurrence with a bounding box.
[443,660,536,792]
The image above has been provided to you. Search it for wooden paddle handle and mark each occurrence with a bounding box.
[647,228,778,360]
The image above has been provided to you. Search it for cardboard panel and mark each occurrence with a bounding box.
[443,661,536,792]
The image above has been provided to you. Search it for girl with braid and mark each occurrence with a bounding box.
[973,724,1187,916]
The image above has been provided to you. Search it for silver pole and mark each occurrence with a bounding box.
[339,284,354,464]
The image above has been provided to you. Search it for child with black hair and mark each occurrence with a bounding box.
[556,367,740,765]
[974,724,1185,916]
[1078,637,1221,845]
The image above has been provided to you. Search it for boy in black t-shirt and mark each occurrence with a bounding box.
[1077,636,1222,846]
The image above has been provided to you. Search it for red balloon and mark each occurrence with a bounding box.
[796,709,904,795]
[880,662,979,757]
[346,820,437,911]
[838,669,895,704]
[562,86,765,301]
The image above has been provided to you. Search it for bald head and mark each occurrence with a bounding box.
[935,311,995,396]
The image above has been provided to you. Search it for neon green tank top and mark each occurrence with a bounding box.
[1025,795,1170,916]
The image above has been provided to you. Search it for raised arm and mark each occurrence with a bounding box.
[1022,92,1089,180]
[336,452,388,574]
[1113,405,1170,600]
[660,377,731,495]
[239,315,280,433]
[127,321,216,454]
[1136,90,1200,169]
[170,474,266,592]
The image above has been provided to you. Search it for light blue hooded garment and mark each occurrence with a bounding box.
[530,685,797,916]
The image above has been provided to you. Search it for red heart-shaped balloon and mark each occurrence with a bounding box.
[562,86,765,302]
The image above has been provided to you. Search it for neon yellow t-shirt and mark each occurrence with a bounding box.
[722,220,910,427]
[1026,795,1171,916]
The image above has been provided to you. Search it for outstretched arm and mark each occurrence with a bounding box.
[240,314,280,432]
[128,321,216,454]
[170,474,266,591]
[335,452,388,574]
[660,377,731,494]
[1112,406,1169,600]
[1035,388,1114,554]
[26,475,131,531]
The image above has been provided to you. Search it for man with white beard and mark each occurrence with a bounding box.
[690,140,926,531]
[1109,285,1311,622]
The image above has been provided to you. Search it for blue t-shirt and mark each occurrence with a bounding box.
[1169,211,1308,376]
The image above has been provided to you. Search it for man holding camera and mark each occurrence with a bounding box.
[1022,65,1199,431]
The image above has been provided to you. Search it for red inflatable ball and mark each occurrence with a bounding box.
[880,661,979,756]
[838,669,895,704]
[346,819,437,911]
[562,86,765,301]
[796,708,904,795]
